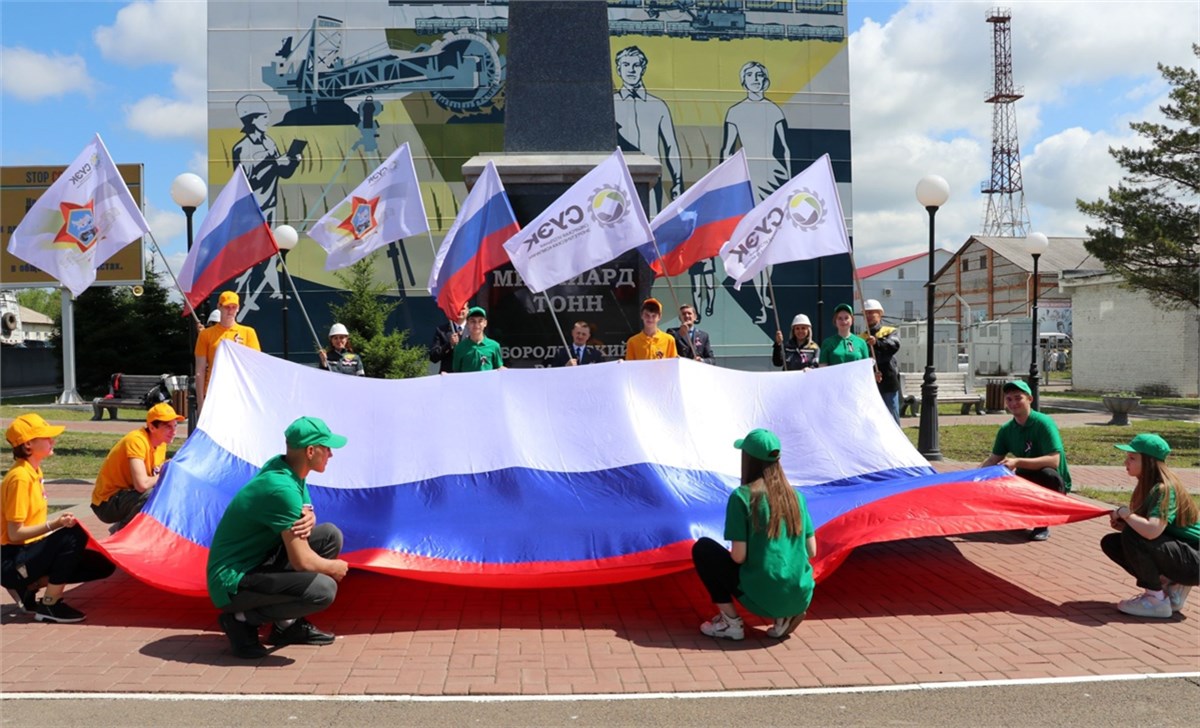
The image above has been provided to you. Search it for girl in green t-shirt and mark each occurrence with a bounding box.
[1102,433,1199,619]
[690,428,817,641]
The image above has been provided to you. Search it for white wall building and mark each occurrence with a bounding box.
[858,249,954,323]
[1061,272,1199,397]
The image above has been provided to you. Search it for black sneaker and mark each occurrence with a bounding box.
[267,617,335,646]
[34,599,86,623]
[218,613,267,658]
[1030,527,1050,541]
[5,588,38,614]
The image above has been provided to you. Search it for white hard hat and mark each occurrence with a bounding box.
[329,323,349,337]
[863,299,884,312]
[207,310,221,324]
[235,94,269,121]
[790,314,812,327]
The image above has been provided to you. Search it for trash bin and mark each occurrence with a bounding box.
[171,389,188,419]
[985,379,1006,413]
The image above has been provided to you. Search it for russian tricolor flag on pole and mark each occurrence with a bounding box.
[177,168,279,312]
[640,150,754,277]
[427,160,519,318]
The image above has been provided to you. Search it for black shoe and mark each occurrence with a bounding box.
[5,588,38,614]
[218,613,267,658]
[34,599,85,623]
[268,617,335,646]
[1030,527,1050,541]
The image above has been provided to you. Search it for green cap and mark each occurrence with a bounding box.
[734,428,781,463]
[466,306,487,319]
[833,303,853,317]
[285,416,348,450]
[1003,380,1032,397]
[1115,433,1170,462]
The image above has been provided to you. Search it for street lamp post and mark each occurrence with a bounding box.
[915,175,950,461]
[1023,232,1049,410]
[170,173,207,437]
[273,224,299,360]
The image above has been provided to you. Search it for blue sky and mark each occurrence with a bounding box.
[1,0,1196,274]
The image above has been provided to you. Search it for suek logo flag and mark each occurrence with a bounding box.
[308,142,430,271]
[7,134,150,297]
[719,154,850,290]
[502,149,653,294]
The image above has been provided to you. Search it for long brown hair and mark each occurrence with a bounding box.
[742,454,803,539]
[1130,455,1199,526]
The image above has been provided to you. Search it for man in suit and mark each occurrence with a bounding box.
[429,304,469,374]
[667,304,714,365]
[550,321,607,367]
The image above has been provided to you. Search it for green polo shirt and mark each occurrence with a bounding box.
[991,410,1073,492]
[724,484,815,619]
[206,455,310,608]
[1146,485,1200,546]
[453,336,503,372]
[819,334,869,366]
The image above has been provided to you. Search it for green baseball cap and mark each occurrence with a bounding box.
[1003,380,1032,397]
[833,303,853,317]
[285,416,348,449]
[734,428,781,463]
[466,306,487,319]
[1114,433,1170,462]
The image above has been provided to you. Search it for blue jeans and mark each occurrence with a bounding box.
[881,390,900,424]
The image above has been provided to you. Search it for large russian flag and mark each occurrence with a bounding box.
[177,167,278,312]
[98,351,1107,597]
[641,151,755,277]
[428,161,519,319]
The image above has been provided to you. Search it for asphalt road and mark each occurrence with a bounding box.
[4,676,1197,727]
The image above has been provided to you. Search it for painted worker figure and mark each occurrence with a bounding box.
[667,304,714,364]
[625,298,678,361]
[550,321,607,367]
[452,307,504,373]
[207,417,350,659]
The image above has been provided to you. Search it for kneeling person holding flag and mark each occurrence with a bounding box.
[207,417,350,658]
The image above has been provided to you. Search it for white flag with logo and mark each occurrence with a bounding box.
[308,142,430,271]
[502,149,653,293]
[7,134,150,297]
[718,154,850,289]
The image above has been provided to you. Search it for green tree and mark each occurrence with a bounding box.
[53,259,193,395]
[1077,46,1200,309]
[328,255,428,378]
[16,288,60,318]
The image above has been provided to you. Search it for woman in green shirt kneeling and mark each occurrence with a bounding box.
[691,428,817,641]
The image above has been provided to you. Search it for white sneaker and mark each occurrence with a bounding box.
[1117,592,1172,619]
[1166,583,1192,612]
[767,614,804,639]
[699,613,744,640]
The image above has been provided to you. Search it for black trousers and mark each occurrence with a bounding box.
[223,523,343,626]
[1100,527,1200,591]
[0,525,115,590]
[1016,467,1066,493]
[692,537,742,605]
[91,488,150,528]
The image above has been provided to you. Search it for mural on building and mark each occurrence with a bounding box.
[207,0,852,367]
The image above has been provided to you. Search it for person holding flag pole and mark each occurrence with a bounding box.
[502,149,656,359]
[718,154,851,371]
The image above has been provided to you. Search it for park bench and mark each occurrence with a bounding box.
[91,373,171,420]
[900,371,984,416]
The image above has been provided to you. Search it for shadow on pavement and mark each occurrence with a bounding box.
[140,634,297,667]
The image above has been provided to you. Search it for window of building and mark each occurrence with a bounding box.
[961,259,969,272]
[904,301,914,319]
[978,255,987,270]
[897,268,905,280]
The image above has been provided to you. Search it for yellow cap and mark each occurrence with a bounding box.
[218,291,239,307]
[146,403,185,424]
[5,414,66,448]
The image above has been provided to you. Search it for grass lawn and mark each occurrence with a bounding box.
[1075,487,1200,509]
[0,403,149,422]
[0,431,182,482]
[904,419,1200,467]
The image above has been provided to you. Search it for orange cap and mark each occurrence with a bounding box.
[218,291,239,307]
[5,413,66,448]
[146,403,185,425]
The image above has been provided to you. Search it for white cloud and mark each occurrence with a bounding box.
[146,202,186,243]
[847,1,1196,266]
[93,0,207,140]
[187,149,208,178]
[0,46,93,101]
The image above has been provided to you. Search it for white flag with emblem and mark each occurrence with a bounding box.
[502,149,653,293]
[308,142,430,271]
[718,154,850,290]
[7,134,150,297]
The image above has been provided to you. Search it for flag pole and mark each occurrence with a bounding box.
[766,278,788,371]
[278,254,322,353]
[540,291,574,358]
[847,248,880,378]
[144,230,203,326]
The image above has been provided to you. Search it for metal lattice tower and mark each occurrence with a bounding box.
[980,8,1030,237]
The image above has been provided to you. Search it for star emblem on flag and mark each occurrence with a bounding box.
[53,200,100,252]
[337,196,380,241]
